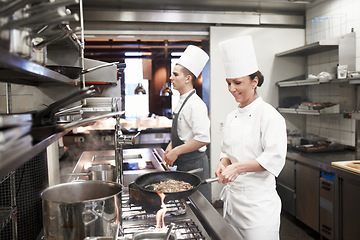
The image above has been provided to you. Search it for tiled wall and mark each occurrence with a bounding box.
[304,0,360,147]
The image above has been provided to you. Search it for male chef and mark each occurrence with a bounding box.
[164,45,211,201]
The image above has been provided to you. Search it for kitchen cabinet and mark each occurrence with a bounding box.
[319,171,335,240]
[295,163,320,232]
[336,176,360,239]
[277,158,296,215]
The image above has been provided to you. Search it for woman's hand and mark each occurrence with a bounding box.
[218,162,241,184]
[215,158,233,183]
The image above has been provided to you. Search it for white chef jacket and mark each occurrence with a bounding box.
[173,89,210,152]
[219,97,287,238]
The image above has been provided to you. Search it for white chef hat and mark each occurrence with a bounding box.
[176,45,209,78]
[218,35,258,79]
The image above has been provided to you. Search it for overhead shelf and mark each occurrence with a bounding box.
[275,38,339,57]
[0,48,77,86]
[277,78,349,87]
[278,104,340,115]
[0,129,70,179]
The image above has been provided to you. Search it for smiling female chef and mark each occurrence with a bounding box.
[215,35,287,239]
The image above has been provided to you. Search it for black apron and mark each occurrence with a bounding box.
[171,90,211,201]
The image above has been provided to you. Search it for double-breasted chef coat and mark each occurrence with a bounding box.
[220,97,287,239]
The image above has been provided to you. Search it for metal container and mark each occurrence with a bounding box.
[132,232,177,240]
[88,164,116,182]
[41,181,123,240]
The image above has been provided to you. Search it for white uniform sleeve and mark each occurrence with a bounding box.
[186,98,211,143]
[256,108,287,177]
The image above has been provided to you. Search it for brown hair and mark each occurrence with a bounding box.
[249,71,264,87]
[177,64,196,85]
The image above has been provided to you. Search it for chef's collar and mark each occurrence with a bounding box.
[179,89,195,101]
[237,97,262,113]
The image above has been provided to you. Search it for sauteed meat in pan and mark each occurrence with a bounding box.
[146,179,194,193]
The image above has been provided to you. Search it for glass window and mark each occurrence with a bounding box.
[170,58,180,112]
[124,58,149,119]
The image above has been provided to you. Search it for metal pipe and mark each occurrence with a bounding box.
[47,140,60,186]
[5,83,11,114]
[79,0,85,89]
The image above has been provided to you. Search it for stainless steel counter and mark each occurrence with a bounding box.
[70,148,164,186]
[287,148,360,181]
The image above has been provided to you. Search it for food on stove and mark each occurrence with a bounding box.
[346,162,360,170]
[149,180,194,193]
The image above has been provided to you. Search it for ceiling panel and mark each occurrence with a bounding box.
[70,0,324,61]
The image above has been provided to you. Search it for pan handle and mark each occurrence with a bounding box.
[187,168,203,174]
[201,177,219,184]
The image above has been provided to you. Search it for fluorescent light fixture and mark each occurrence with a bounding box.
[117,35,136,38]
[171,52,183,57]
[125,52,143,56]
[288,0,314,3]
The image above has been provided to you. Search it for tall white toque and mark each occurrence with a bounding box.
[218,35,259,79]
[177,45,209,78]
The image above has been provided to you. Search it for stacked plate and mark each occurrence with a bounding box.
[0,114,33,162]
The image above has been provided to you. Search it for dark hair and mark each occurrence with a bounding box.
[249,71,264,87]
[177,64,196,84]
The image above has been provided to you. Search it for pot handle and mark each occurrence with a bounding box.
[82,201,105,225]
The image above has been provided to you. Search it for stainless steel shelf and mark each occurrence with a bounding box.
[0,48,77,86]
[278,105,340,115]
[275,38,339,57]
[277,78,349,87]
[0,130,70,179]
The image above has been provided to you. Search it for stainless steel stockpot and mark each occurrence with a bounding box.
[41,181,123,240]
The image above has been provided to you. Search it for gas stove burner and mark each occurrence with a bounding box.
[121,194,186,221]
[122,219,206,240]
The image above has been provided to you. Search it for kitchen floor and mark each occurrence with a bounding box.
[58,149,319,240]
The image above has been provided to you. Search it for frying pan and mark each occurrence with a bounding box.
[46,62,121,79]
[134,170,218,201]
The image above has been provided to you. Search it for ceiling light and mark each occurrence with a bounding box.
[134,83,146,94]
[160,82,172,97]
[171,52,183,57]
[125,52,143,56]
[288,0,314,3]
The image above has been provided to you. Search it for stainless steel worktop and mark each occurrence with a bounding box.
[71,148,164,186]
[287,148,360,181]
